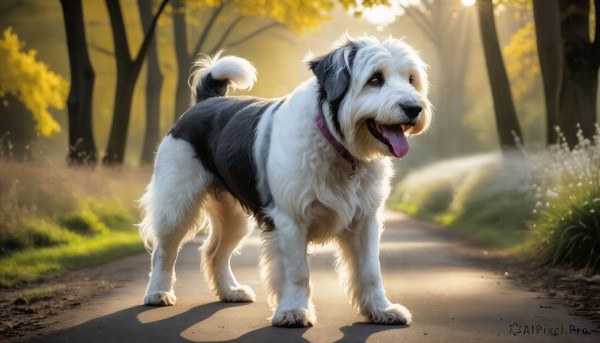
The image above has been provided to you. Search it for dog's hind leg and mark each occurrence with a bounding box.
[140,136,210,306]
[202,193,256,302]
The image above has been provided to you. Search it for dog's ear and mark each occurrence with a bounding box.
[308,43,356,103]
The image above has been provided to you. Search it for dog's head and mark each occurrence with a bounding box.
[308,35,431,161]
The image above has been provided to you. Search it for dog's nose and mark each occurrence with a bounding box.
[401,103,422,119]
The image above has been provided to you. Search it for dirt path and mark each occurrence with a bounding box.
[4,211,599,342]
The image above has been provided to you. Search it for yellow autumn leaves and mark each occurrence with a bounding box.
[0,27,67,137]
[203,0,388,32]
[203,0,332,31]
[503,21,539,103]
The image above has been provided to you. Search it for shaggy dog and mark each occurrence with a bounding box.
[139,35,431,327]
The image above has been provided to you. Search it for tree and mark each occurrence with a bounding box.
[519,0,598,147]
[60,0,98,165]
[0,27,68,159]
[103,0,169,165]
[139,0,164,164]
[555,0,599,148]
[476,0,523,149]
[531,0,562,145]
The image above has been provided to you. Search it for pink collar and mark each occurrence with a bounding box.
[316,115,357,175]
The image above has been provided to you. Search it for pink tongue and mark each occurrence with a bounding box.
[381,126,409,158]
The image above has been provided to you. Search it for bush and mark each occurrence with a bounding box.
[22,219,79,247]
[526,129,600,272]
[0,219,78,256]
[85,198,134,230]
[57,210,109,236]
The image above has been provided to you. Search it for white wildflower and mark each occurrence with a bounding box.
[546,189,558,198]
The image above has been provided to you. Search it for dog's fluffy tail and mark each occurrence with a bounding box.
[189,52,257,104]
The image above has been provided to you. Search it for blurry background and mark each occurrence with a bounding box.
[1,0,599,287]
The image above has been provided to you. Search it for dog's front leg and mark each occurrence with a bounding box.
[336,215,412,325]
[261,213,315,327]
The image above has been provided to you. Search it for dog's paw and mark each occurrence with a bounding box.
[271,308,315,328]
[144,291,176,306]
[219,285,256,302]
[368,304,412,325]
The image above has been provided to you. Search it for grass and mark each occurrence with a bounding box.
[389,128,600,273]
[0,161,150,287]
[0,231,143,287]
[524,129,600,272]
[389,152,535,249]
[57,210,110,236]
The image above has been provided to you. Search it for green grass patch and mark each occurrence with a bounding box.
[0,198,144,288]
[57,210,109,236]
[0,219,79,256]
[0,162,150,288]
[84,197,135,230]
[0,231,144,288]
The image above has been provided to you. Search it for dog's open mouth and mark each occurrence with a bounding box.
[366,119,410,158]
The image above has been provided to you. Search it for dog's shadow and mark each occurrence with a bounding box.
[44,302,405,343]
[44,302,245,343]
[213,321,406,343]
[334,322,409,343]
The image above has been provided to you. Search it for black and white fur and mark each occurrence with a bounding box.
[139,35,431,327]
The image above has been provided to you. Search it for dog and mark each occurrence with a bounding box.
[139,35,431,327]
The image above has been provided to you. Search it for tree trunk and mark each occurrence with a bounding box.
[104,0,135,165]
[172,0,192,122]
[59,0,97,165]
[557,0,599,148]
[104,71,137,165]
[532,0,563,145]
[138,0,163,164]
[172,1,227,123]
[476,0,523,150]
[103,0,168,165]
[558,75,598,146]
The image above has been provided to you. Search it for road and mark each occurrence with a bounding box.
[43,211,597,342]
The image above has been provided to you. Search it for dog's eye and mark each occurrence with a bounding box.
[409,75,414,84]
[366,73,384,87]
